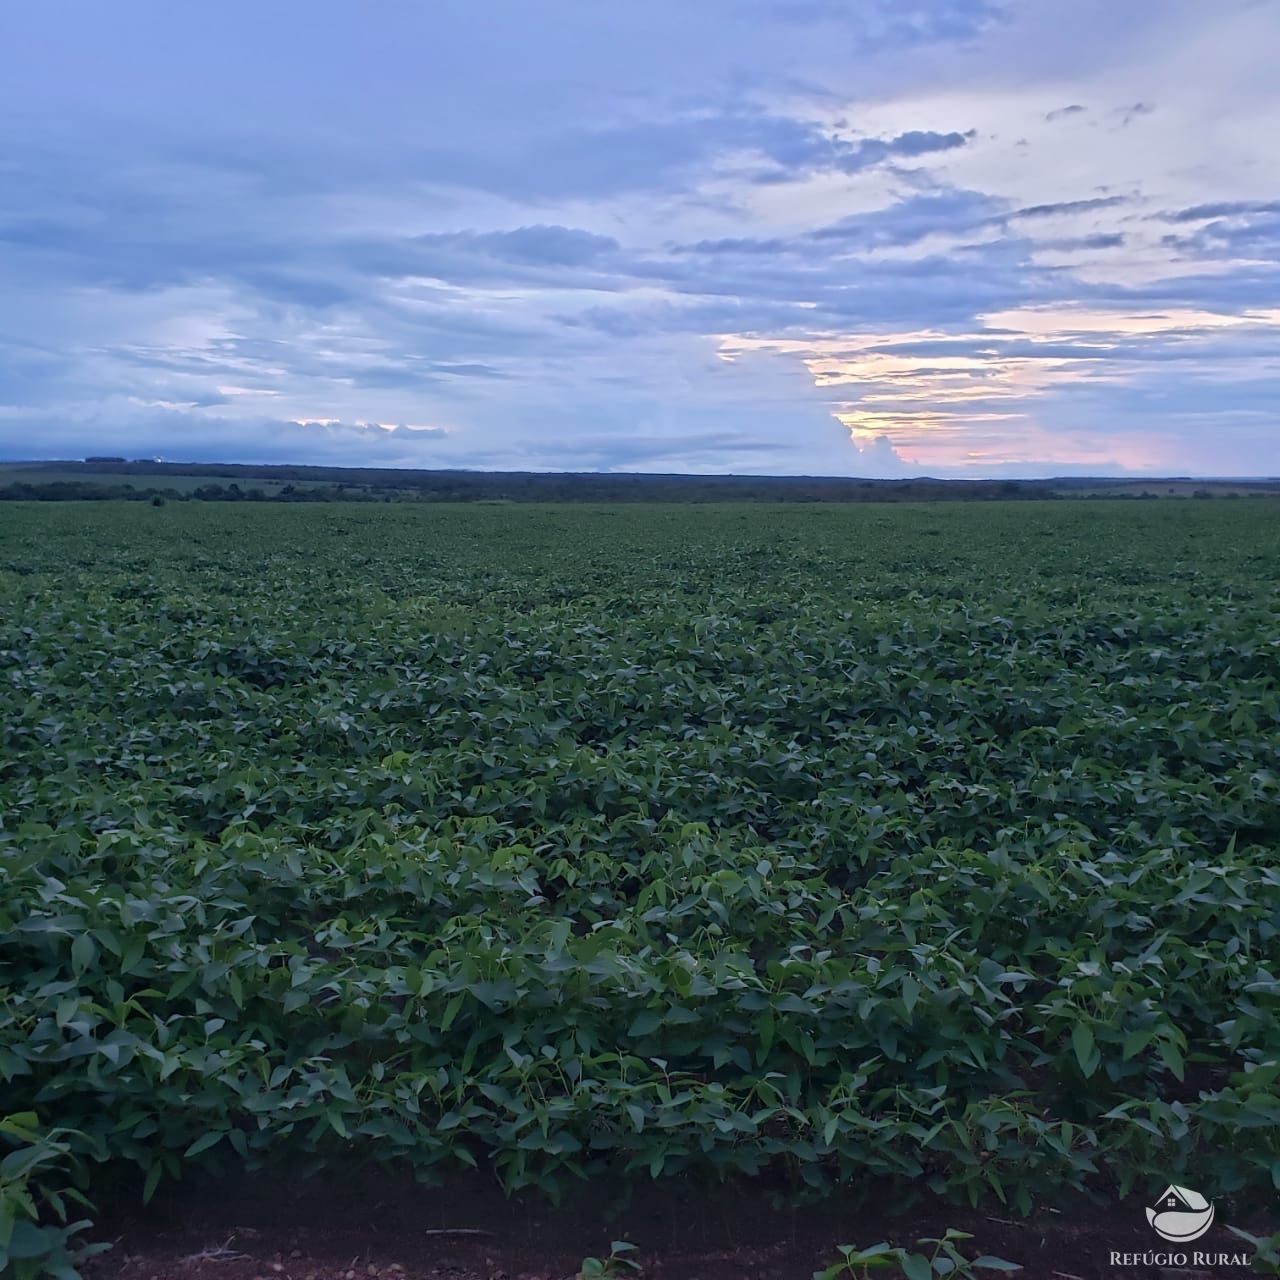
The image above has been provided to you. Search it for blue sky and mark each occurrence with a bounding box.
[1,0,1278,477]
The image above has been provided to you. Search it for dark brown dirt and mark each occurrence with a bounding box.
[83,1168,1275,1280]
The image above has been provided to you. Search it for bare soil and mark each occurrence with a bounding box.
[82,1168,1275,1280]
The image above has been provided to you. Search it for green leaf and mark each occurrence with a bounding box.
[1121,1028,1151,1060]
[901,1253,933,1280]
[70,933,95,974]
[184,1131,223,1158]
[628,1011,665,1037]
[901,976,920,1017]
[6,1220,54,1260]
[440,994,465,1031]
[1157,1037,1186,1081]
[1071,1023,1097,1076]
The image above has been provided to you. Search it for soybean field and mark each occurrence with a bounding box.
[2,499,1278,1271]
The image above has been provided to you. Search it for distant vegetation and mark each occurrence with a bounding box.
[0,459,1050,503]
[4,458,1276,504]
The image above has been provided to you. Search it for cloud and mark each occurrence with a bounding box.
[1034,233,1126,251]
[466,226,620,265]
[762,0,1008,47]
[1113,101,1155,127]
[782,127,973,181]
[0,0,1278,476]
[1009,197,1128,220]
[742,124,975,185]
[809,189,1002,246]
[833,128,974,171]
[0,408,454,468]
[1164,200,1280,223]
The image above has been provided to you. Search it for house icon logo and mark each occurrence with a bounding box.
[1146,1185,1215,1243]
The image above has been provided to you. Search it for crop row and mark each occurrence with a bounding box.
[1,500,1278,1247]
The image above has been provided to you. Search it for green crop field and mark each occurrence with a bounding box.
[2,500,1278,1273]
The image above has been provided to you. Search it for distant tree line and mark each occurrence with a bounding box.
[0,463,1071,504]
[3,460,1276,503]
[0,480,177,502]
[0,478,1060,503]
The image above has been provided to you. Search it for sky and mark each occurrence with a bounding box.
[1,1,1278,478]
